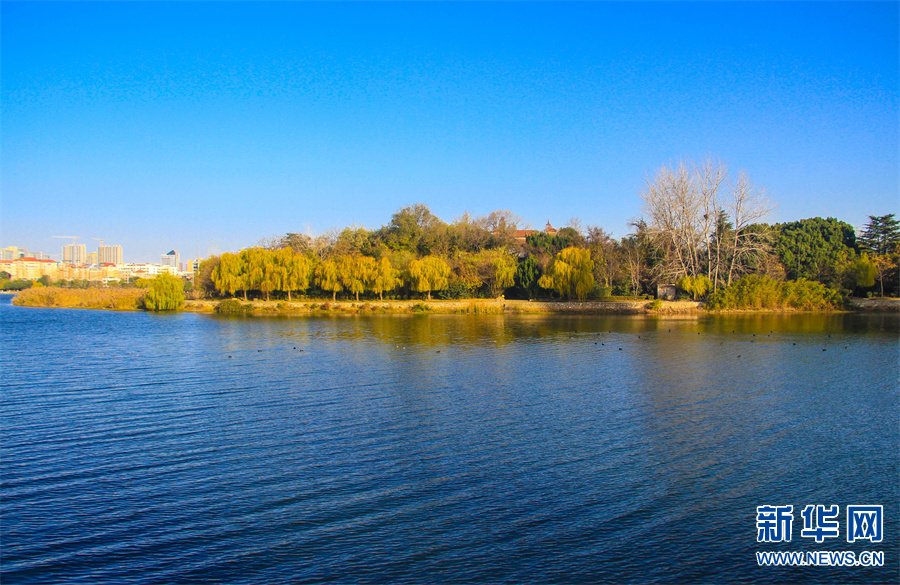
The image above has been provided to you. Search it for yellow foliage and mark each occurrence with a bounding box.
[13,287,145,310]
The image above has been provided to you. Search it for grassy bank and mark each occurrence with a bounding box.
[182,298,705,315]
[15,289,885,315]
[12,287,145,311]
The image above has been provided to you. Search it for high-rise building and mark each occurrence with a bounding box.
[161,250,180,269]
[2,246,25,261]
[99,245,123,265]
[86,253,99,265]
[63,244,87,264]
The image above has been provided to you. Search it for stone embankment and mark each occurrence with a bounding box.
[847,297,900,312]
[183,298,704,315]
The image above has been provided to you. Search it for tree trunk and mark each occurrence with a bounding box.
[379,291,383,301]
[427,291,432,300]
[356,292,359,301]
[332,290,336,302]
[243,290,247,301]
[288,290,292,302]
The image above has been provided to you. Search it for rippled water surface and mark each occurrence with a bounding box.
[2,296,898,584]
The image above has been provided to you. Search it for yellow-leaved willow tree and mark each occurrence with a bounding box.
[315,259,342,301]
[408,255,450,300]
[538,247,594,301]
[369,257,399,301]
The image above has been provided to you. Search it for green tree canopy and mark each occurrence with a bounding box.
[775,217,856,286]
[380,203,448,256]
[858,214,900,255]
[516,254,542,299]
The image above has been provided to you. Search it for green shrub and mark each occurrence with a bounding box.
[1,279,33,291]
[215,299,251,313]
[646,299,663,310]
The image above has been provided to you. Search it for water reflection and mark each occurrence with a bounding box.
[3,299,898,585]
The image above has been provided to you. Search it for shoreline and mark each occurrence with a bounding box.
[183,298,704,315]
[8,291,898,314]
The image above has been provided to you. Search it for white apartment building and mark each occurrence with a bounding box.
[63,244,87,264]
[99,245,123,265]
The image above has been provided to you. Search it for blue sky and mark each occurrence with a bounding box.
[2,2,897,263]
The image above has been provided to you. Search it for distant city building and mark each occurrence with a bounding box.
[2,246,25,261]
[161,250,179,269]
[120,263,176,281]
[99,245,123,265]
[86,253,99,265]
[63,244,87,264]
[3,247,53,261]
[0,257,59,280]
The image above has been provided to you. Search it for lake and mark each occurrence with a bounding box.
[2,295,898,584]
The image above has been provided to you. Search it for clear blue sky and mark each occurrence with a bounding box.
[3,2,897,263]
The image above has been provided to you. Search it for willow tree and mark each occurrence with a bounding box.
[212,252,243,298]
[275,248,312,301]
[676,274,712,300]
[478,249,516,297]
[143,274,185,311]
[316,259,342,301]
[338,255,371,301]
[254,249,279,301]
[538,247,594,301]
[848,253,877,292]
[238,248,261,300]
[408,255,450,300]
[369,256,399,301]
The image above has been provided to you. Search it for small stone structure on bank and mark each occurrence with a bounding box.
[656,284,677,300]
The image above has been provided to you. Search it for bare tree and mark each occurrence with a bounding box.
[641,161,708,280]
[481,209,524,232]
[255,234,285,251]
[566,217,584,235]
[481,209,523,249]
[723,171,775,286]
[640,159,772,290]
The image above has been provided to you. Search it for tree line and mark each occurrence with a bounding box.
[192,160,898,302]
